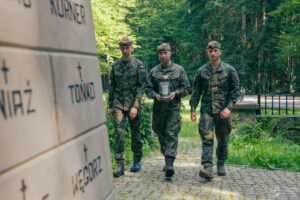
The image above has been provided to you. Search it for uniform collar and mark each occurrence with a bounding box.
[159,62,174,72]
[121,57,132,64]
[208,62,224,72]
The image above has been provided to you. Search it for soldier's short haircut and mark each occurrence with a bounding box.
[119,36,133,47]
[157,43,171,52]
[207,41,221,49]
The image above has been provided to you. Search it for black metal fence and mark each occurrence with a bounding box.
[257,87,300,116]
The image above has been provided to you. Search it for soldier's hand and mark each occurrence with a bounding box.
[220,108,231,119]
[191,112,197,122]
[155,94,161,101]
[169,92,176,100]
[129,107,138,120]
[108,109,113,119]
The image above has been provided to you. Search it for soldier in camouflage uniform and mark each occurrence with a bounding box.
[108,37,147,177]
[146,43,190,178]
[189,41,240,179]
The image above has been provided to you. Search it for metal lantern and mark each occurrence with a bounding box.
[159,75,173,100]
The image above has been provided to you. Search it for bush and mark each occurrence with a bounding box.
[227,118,300,171]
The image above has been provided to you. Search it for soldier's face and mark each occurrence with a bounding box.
[159,51,172,66]
[120,45,133,60]
[207,48,222,62]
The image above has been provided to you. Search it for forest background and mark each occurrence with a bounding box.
[91,0,299,93]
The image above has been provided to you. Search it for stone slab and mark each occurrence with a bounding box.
[104,191,116,200]
[51,53,106,142]
[0,47,58,173]
[0,0,97,54]
[0,125,114,200]
[233,102,259,110]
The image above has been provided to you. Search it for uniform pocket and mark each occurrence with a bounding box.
[128,69,138,86]
[140,71,147,81]
[114,70,123,87]
[168,112,182,134]
[218,73,228,84]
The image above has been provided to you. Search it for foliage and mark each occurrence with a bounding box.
[91,0,137,74]
[126,0,190,72]
[103,93,158,169]
[91,0,299,92]
[227,118,300,171]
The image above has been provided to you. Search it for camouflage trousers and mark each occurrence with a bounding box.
[199,112,232,167]
[113,107,143,163]
[152,104,182,158]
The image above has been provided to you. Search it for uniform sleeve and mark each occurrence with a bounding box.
[174,69,190,99]
[226,68,240,110]
[189,71,202,112]
[145,71,157,99]
[108,66,115,109]
[133,64,147,109]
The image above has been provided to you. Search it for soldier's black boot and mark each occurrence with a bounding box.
[165,156,175,178]
[199,164,213,179]
[130,156,142,172]
[130,162,141,172]
[113,161,124,178]
[217,160,226,176]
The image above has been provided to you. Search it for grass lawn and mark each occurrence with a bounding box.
[180,95,199,138]
[179,95,300,172]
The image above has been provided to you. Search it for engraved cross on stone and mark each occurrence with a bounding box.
[77,63,83,82]
[42,193,49,200]
[1,60,9,85]
[20,179,27,200]
[83,144,88,162]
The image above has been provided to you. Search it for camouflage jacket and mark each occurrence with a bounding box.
[189,62,240,114]
[146,62,190,107]
[108,57,147,111]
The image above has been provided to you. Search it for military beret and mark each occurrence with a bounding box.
[157,43,171,52]
[119,36,133,46]
[207,41,221,49]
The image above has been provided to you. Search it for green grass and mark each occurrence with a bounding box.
[180,95,200,138]
[179,95,300,172]
[259,107,300,116]
[227,120,300,171]
[227,136,300,171]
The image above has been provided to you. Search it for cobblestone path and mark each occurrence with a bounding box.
[113,138,300,200]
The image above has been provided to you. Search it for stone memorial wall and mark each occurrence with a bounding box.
[0,0,114,199]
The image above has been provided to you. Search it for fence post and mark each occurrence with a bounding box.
[279,95,281,115]
[286,94,288,115]
[257,94,261,115]
[272,95,274,115]
[265,95,267,115]
[293,94,295,115]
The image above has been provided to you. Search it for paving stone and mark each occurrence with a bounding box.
[114,138,300,200]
